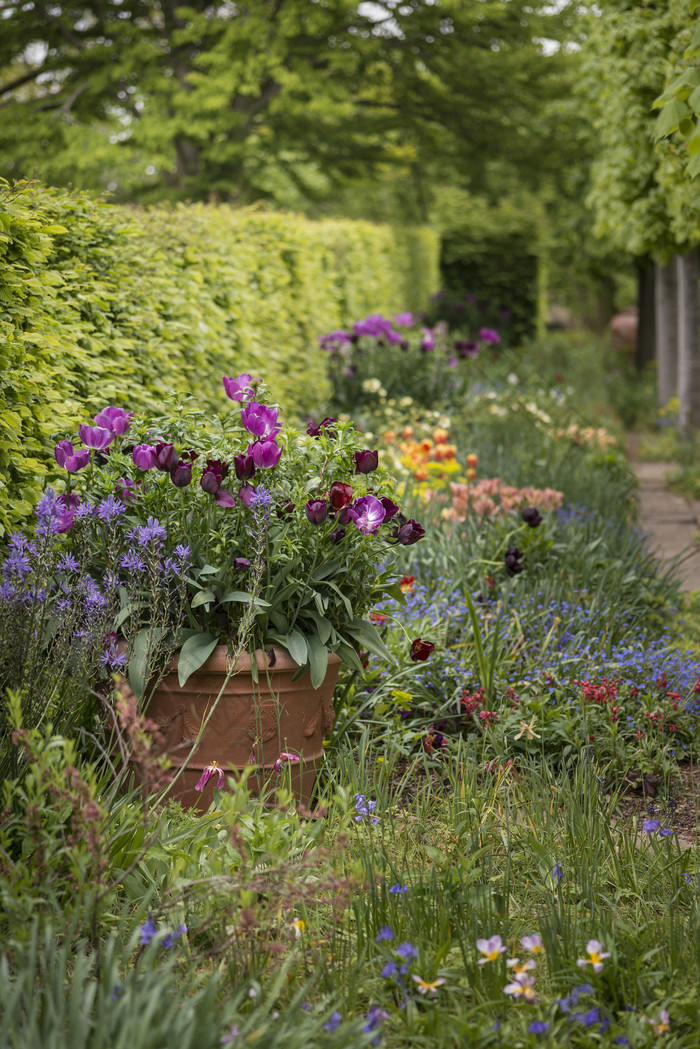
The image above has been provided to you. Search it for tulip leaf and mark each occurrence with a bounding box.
[335,639,366,674]
[308,610,332,643]
[345,618,395,664]
[306,634,329,689]
[218,590,271,608]
[310,557,343,582]
[191,587,216,608]
[129,627,167,701]
[177,631,219,686]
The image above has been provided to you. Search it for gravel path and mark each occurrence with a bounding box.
[633,459,700,592]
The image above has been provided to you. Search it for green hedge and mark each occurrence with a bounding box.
[0,182,439,536]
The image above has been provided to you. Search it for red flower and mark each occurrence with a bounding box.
[410,638,435,662]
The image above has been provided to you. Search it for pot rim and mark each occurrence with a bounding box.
[167,643,343,676]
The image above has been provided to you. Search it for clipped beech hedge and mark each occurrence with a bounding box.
[0,182,439,536]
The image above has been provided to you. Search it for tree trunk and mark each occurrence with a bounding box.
[654,260,678,411]
[676,247,700,442]
[636,262,656,372]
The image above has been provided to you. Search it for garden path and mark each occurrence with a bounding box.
[631,456,700,592]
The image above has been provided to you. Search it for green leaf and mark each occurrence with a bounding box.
[653,98,691,141]
[128,627,166,701]
[177,632,219,687]
[310,557,343,583]
[345,617,395,664]
[306,634,329,689]
[335,639,365,674]
[687,149,700,178]
[308,609,332,644]
[218,590,271,608]
[191,587,216,608]
[269,629,308,666]
[42,224,69,234]
[688,84,700,115]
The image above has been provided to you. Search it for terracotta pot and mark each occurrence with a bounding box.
[144,646,340,812]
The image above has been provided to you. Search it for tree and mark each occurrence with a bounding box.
[0,0,572,208]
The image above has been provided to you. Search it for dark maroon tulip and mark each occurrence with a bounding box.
[329,481,353,509]
[336,506,352,526]
[201,469,221,495]
[234,453,256,481]
[206,457,229,479]
[170,460,192,487]
[410,638,435,662]
[154,442,178,472]
[521,506,542,528]
[305,498,328,525]
[232,557,251,571]
[394,519,425,546]
[353,449,379,474]
[380,496,400,520]
[307,416,338,438]
[330,528,346,544]
[505,546,524,576]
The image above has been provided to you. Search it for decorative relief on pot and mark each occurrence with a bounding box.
[247,702,279,742]
[322,698,335,735]
[303,705,322,738]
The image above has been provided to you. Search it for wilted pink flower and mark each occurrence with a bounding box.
[194,761,225,792]
[272,751,300,776]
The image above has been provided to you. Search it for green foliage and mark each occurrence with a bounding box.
[0,180,438,535]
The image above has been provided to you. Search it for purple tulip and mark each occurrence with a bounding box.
[330,528,346,544]
[55,441,90,472]
[214,488,236,508]
[420,328,436,352]
[222,373,260,402]
[276,499,295,518]
[386,329,402,344]
[353,449,379,475]
[78,424,113,451]
[393,518,425,546]
[249,438,282,469]
[394,311,413,327]
[350,496,385,535]
[132,444,157,471]
[335,506,352,526]
[305,498,328,525]
[354,313,392,338]
[241,401,280,438]
[238,484,256,507]
[201,458,228,494]
[154,443,178,472]
[234,453,255,481]
[58,492,80,513]
[55,510,76,533]
[170,460,192,488]
[94,406,133,436]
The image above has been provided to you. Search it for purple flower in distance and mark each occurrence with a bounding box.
[249,438,282,469]
[659,826,673,838]
[241,400,280,438]
[170,461,192,487]
[455,339,479,359]
[479,327,501,344]
[78,423,113,451]
[375,926,394,942]
[643,819,660,834]
[305,498,328,525]
[222,373,259,402]
[139,912,158,946]
[116,477,139,501]
[132,444,157,470]
[354,313,391,338]
[394,311,413,327]
[94,406,133,435]
[154,442,178,472]
[350,496,385,535]
[420,328,436,351]
[385,328,402,344]
[55,440,90,472]
[307,416,338,438]
[353,449,379,474]
[323,1012,342,1034]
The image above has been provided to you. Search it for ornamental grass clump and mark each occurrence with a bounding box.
[47,374,424,696]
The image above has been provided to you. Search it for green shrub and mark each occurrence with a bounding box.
[0,181,439,536]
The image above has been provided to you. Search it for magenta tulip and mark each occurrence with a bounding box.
[94,406,133,435]
[241,401,280,438]
[132,444,157,470]
[250,438,282,469]
[78,424,113,451]
[223,373,259,402]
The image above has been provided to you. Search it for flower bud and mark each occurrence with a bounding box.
[305,498,328,525]
[170,461,192,487]
[353,449,379,474]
